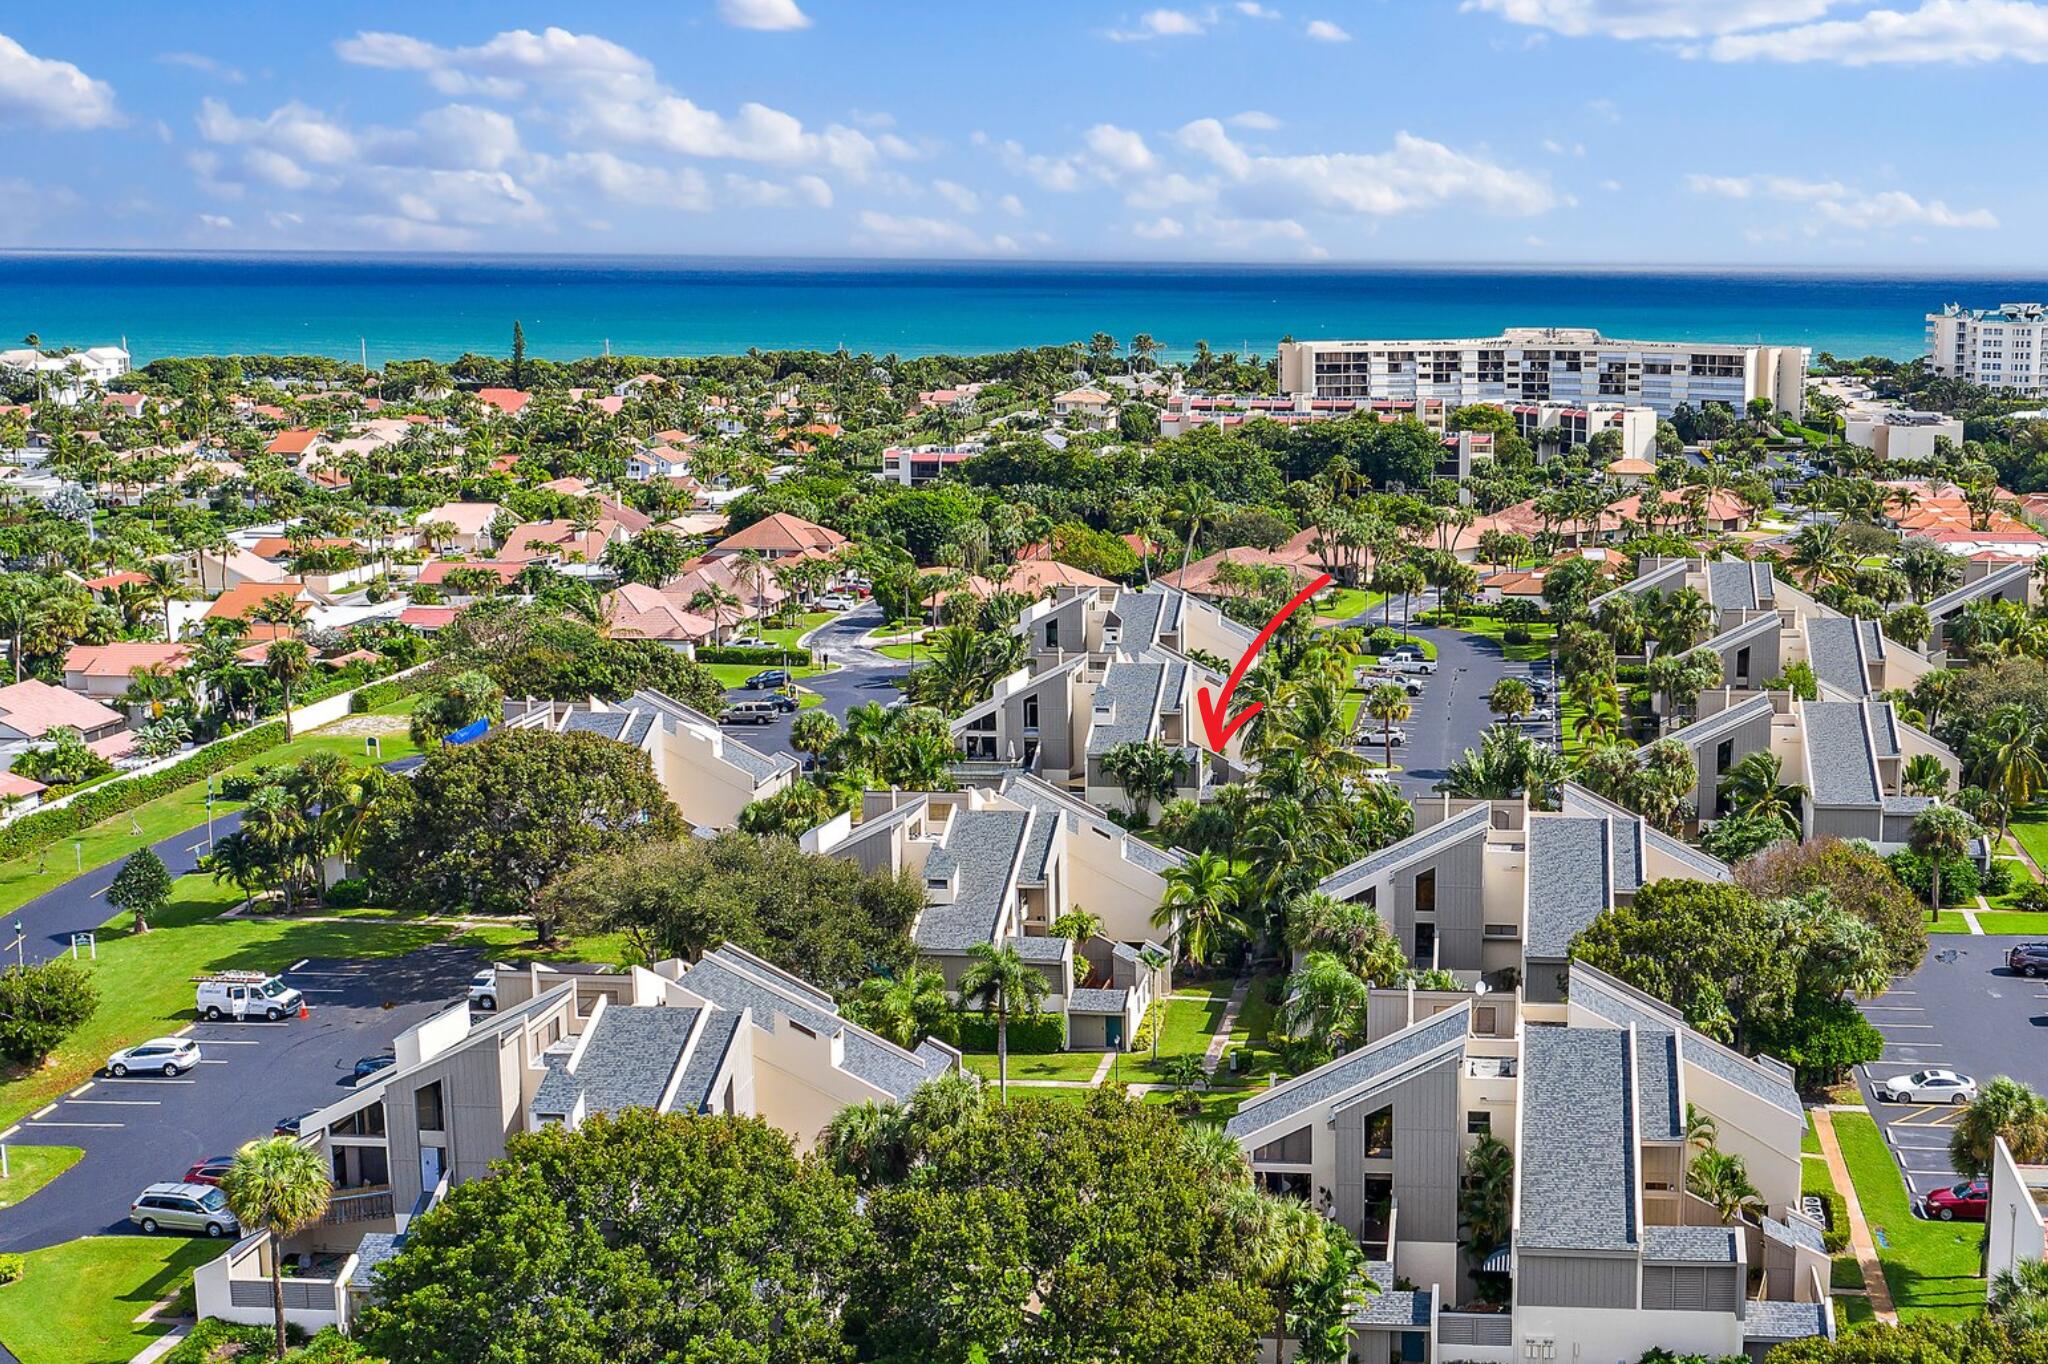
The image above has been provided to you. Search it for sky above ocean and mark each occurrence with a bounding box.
[4,254,2040,365]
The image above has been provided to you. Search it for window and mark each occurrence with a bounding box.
[1044,621,1060,649]
[1414,869,1436,914]
[1413,922,1436,964]
[1734,646,1750,682]
[1023,695,1039,733]
[1467,1110,1492,1135]
[721,1078,736,1116]
[414,1081,444,1133]
[1714,739,1734,775]
[1363,1107,1394,1158]
[330,1102,386,1138]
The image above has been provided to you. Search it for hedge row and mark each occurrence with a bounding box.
[351,668,434,714]
[937,1012,1067,1054]
[0,721,287,863]
[695,645,813,666]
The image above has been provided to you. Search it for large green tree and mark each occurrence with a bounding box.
[362,728,683,941]
[0,958,99,1068]
[363,1111,863,1364]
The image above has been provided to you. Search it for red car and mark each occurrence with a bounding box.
[183,1156,235,1187]
[1919,1179,1988,1222]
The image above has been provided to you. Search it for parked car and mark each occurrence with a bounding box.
[1358,670,1425,696]
[468,968,498,1011]
[2009,943,2048,977]
[107,1037,202,1078]
[1523,706,1556,723]
[195,972,303,1022]
[1876,1068,1977,1104]
[818,593,857,611]
[353,1054,396,1083]
[745,668,792,689]
[1375,651,1437,675]
[764,692,799,713]
[1373,728,1409,747]
[131,1182,239,1238]
[183,1156,236,1187]
[720,699,780,725]
[274,1113,307,1137]
[1918,1179,1990,1222]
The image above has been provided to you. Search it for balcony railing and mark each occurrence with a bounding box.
[1439,1312,1512,1347]
[320,1186,394,1226]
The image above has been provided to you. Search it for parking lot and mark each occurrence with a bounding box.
[0,944,484,1252]
[1855,934,2048,1208]
[1377,627,1551,799]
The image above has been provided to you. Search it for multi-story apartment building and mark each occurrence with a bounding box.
[1504,399,1659,458]
[1842,405,1963,462]
[1926,303,2048,396]
[1278,328,1808,420]
[1227,960,1833,1363]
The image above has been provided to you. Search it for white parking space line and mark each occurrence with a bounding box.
[297,988,348,995]
[28,1120,123,1129]
[0,1126,14,1140]
[188,1039,263,1046]
[289,958,309,971]
[196,1059,229,1066]
[29,1104,54,1120]
[65,1099,160,1107]
[97,1077,196,1085]
[1876,1023,1936,1029]
[69,1082,94,1096]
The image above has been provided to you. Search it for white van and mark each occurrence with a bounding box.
[195,971,304,1022]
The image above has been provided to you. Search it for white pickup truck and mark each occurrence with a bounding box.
[1375,650,1437,675]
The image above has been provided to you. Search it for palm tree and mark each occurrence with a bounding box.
[1950,1077,2048,1175]
[220,1137,334,1362]
[818,1100,910,1190]
[1686,1148,1763,1225]
[1716,750,1806,832]
[263,637,312,734]
[141,558,184,641]
[1155,850,1247,968]
[1363,683,1411,769]
[1902,753,1951,798]
[958,941,1048,1102]
[1991,1257,2048,1336]
[1910,803,1982,914]
[688,583,743,644]
[1459,1133,1515,1281]
[789,709,841,763]
[1138,944,1172,1061]
[1487,676,1533,724]
[1977,705,2048,843]
[1279,951,1372,1055]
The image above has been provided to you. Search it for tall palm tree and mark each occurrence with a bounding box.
[141,558,184,641]
[1950,1077,2048,1175]
[1459,1133,1515,1279]
[818,1100,910,1190]
[1910,803,1982,914]
[688,583,743,645]
[1686,1148,1763,1225]
[1716,750,1806,833]
[1155,850,1247,968]
[220,1137,334,1362]
[1977,704,2048,843]
[263,637,312,735]
[1278,951,1373,1055]
[1363,683,1411,769]
[958,941,1047,1102]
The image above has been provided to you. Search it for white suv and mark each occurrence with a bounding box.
[468,968,499,1011]
[107,1037,202,1077]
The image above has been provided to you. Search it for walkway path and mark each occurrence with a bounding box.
[1964,897,1988,935]
[2004,831,2045,883]
[1811,1108,1899,1326]
[1203,974,1251,1077]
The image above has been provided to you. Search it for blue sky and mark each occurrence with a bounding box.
[1,1,2043,266]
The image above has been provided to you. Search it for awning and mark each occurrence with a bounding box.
[1480,1243,1511,1274]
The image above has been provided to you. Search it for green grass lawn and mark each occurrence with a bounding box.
[962,1051,1105,1084]
[701,661,828,690]
[1224,973,1288,1079]
[447,921,636,967]
[1441,613,1556,663]
[1313,587,1383,623]
[0,721,421,925]
[0,1235,218,1364]
[0,877,464,1130]
[0,1144,83,1209]
[759,611,834,650]
[1833,1111,1985,1321]
[1802,1112,1822,1156]
[2006,808,2048,873]
[1929,911,1976,935]
[875,639,929,661]
[1126,993,1229,1084]
[1970,911,2048,935]
[1836,1295,1878,1333]
[1138,1084,1257,1123]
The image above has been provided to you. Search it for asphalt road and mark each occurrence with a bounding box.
[0,946,484,1252]
[1855,936,2048,1205]
[1373,626,1543,801]
[718,601,908,761]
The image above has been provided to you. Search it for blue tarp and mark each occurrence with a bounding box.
[444,717,490,746]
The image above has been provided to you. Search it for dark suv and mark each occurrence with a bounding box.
[2009,943,2048,977]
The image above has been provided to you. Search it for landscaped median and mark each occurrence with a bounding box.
[0,1143,82,1209]
[1831,1109,1986,1321]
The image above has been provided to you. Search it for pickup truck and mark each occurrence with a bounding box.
[1375,651,1437,675]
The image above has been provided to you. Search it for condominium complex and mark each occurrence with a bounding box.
[1926,303,2048,396]
[1277,328,1808,420]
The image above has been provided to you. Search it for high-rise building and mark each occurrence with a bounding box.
[1276,327,1807,419]
[1926,303,2047,396]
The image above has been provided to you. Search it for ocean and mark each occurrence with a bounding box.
[3,252,2043,367]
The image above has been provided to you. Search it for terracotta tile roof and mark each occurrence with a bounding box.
[416,559,524,585]
[475,387,533,416]
[64,642,193,678]
[398,605,460,629]
[265,429,319,456]
[84,571,149,591]
[0,679,125,738]
[205,581,308,621]
[713,512,846,556]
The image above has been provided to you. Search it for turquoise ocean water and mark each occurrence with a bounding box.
[3,253,2043,366]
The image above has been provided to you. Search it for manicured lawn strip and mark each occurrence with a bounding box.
[0,1235,219,1364]
[759,611,834,650]
[0,878,462,1129]
[962,1051,1105,1084]
[1313,587,1383,623]
[1971,912,2048,935]
[875,640,928,661]
[1928,912,1976,935]
[0,1144,83,1209]
[1444,614,1557,663]
[1836,1296,1877,1333]
[1125,995,1229,1084]
[0,722,421,923]
[1170,977,1240,1002]
[1832,1111,1986,1321]
[701,662,828,690]
[1831,1255,1867,1291]
[1802,1112,1822,1155]
[447,922,636,966]
[1137,1084,1257,1123]
[2007,808,2048,873]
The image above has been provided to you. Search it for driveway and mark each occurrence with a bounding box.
[1375,626,1543,800]
[0,945,484,1252]
[717,603,910,761]
[1854,936,2048,1204]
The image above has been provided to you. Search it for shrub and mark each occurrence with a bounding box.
[936,1012,1066,1054]
[1884,849,1980,907]
[219,764,291,800]
[326,877,372,909]
[2013,882,2048,913]
[1502,625,1533,646]
[0,721,287,865]
[1981,859,2016,898]
[352,670,432,714]
[0,1252,21,1285]
[693,645,813,666]
[161,1318,309,1363]
[1616,663,1649,684]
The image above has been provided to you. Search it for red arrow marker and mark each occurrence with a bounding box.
[1195,572,1333,750]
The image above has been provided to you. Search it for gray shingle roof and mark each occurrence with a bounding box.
[674,1009,742,1113]
[1568,963,1802,1115]
[1644,1225,1737,1263]
[1744,1299,1829,1341]
[1018,804,1059,885]
[1699,610,1780,661]
[1803,701,1881,807]
[1593,558,1689,608]
[350,1232,407,1289]
[1805,616,1873,699]
[1525,816,1613,959]
[1353,1261,1433,1327]
[1638,1029,1682,1142]
[1068,986,1128,1013]
[915,808,1031,951]
[1761,1212,1828,1255]
[1105,589,1169,652]
[1883,794,1936,815]
[1659,692,1776,756]
[1707,559,1772,612]
[999,771,1187,872]
[1320,804,1492,901]
[565,1004,701,1116]
[1925,560,2030,620]
[1006,933,1069,963]
[1086,658,1169,754]
[1870,700,1901,758]
[1225,1003,1468,1140]
[1518,1027,1638,1253]
[1559,783,1644,892]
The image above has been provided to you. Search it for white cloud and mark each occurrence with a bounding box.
[996,193,1025,216]
[1461,0,1843,40]
[1599,178,1623,191]
[1707,0,2048,64]
[1124,171,1218,210]
[198,213,235,230]
[1684,171,1997,229]
[1305,18,1352,40]
[724,172,832,207]
[855,209,1019,255]
[1236,2,1282,16]
[1109,8,1209,39]
[718,0,813,31]
[157,52,244,84]
[931,178,981,212]
[1229,110,1281,130]
[1084,123,1156,174]
[981,134,1085,191]
[412,105,522,170]
[534,153,713,210]
[1131,215,1185,238]
[1177,120,1560,217]
[0,32,119,129]
[336,27,647,98]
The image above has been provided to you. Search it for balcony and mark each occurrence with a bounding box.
[320,1186,395,1226]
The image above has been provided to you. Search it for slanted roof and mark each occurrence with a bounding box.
[673,1010,742,1114]
[1319,804,1492,902]
[1225,1003,1468,1140]
[550,1004,701,1117]
[1924,560,2030,619]
[1085,657,1172,755]
[1568,962,1802,1115]
[1706,558,1774,612]
[1805,616,1874,699]
[1643,1225,1738,1263]
[1658,692,1776,757]
[1698,610,1780,661]
[0,679,124,739]
[1744,1300,1830,1342]
[1525,816,1613,959]
[1353,1262,1433,1328]
[1760,1212,1827,1255]
[915,808,1032,950]
[1803,701,1882,807]
[1591,557,1688,609]
[1518,1027,1638,1254]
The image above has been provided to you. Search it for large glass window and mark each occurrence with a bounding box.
[415,1081,444,1133]
[1363,1107,1393,1158]
[1414,869,1436,913]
